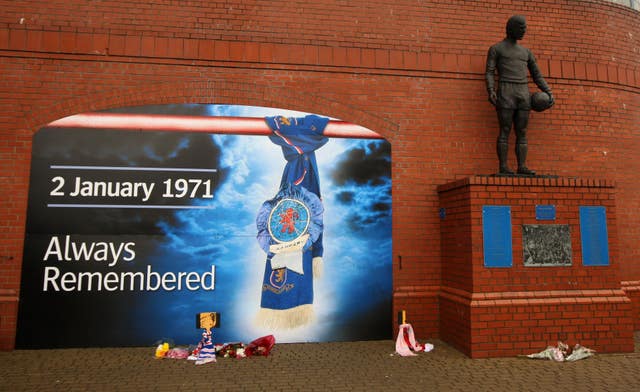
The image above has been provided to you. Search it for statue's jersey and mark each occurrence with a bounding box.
[486,39,549,91]
[486,40,537,84]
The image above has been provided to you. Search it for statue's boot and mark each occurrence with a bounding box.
[516,143,536,175]
[497,142,514,174]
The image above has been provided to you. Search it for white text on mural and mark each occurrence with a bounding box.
[50,176,215,201]
[41,235,215,292]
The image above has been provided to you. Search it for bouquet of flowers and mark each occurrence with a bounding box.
[215,342,246,358]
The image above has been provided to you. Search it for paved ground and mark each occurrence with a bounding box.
[1,333,639,391]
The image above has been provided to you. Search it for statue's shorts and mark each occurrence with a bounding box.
[497,82,531,110]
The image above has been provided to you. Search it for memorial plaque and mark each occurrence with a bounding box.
[579,206,610,266]
[535,205,556,220]
[482,205,512,267]
[522,224,572,266]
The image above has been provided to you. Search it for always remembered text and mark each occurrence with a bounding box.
[41,235,215,292]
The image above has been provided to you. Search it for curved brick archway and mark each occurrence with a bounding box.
[23,79,399,140]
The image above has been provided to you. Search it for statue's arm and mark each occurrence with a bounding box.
[528,51,554,105]
[485,46,498,105]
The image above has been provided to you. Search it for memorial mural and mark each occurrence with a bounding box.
[17,104,392,348]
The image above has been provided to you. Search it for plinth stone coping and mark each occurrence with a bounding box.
[437,176,616,193]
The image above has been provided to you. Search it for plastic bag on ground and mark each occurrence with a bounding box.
[245,335,276,357]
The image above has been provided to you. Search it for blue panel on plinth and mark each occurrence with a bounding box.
[482,205,512,268]
[535,205,556,220]
[579,206,610,266]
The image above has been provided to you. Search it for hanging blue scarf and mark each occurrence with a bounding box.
[256,114,329,328]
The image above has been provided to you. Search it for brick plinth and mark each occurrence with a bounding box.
[622,281,640,330]
[438,176,634,358]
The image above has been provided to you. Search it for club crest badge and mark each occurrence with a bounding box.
[268,197,311,250]
[257,184,323,257]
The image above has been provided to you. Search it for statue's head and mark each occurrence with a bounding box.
[506,15,527,40]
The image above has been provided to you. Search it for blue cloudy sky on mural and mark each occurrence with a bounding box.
[18,104,391,348]
[142,104,392,344]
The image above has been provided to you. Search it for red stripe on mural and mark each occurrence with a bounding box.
[47,113,383,139]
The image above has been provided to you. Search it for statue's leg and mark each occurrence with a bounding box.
[514,109,535,175]
[496,109,514,174]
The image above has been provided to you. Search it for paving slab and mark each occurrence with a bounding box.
[0,333,639,391]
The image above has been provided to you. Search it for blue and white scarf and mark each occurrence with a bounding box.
[255,114,329,329]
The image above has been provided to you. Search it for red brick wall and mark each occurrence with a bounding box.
[1,1,639,350]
